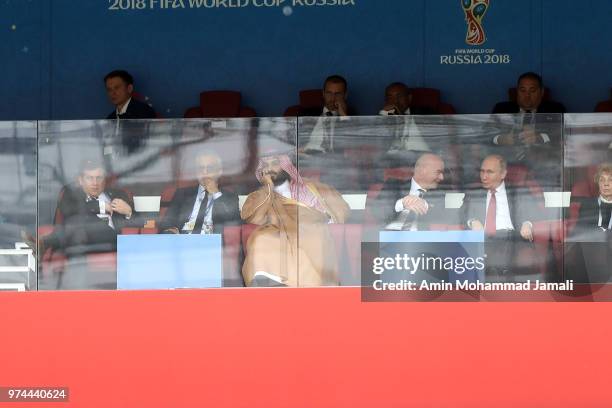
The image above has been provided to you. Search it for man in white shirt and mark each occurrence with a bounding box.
[369,153,447,230]
[464,154,542,280]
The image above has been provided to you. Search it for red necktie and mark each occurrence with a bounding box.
[485,189,497,236]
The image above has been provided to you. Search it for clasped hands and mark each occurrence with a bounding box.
[402,195,428,215]
[469,220,534,241]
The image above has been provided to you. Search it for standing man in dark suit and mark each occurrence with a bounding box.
[160,152,240,235]
[104,70,156,120]
[41,160,134,255]
[463,154,541,281]
[369,153,446,230]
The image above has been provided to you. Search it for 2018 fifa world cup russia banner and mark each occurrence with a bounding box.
[359,230,604,302]
[106,0,356,12]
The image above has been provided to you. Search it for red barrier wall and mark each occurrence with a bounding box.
[1,287,611,407]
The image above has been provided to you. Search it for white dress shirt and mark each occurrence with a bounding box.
[303,107,338,152]
[92,192,115,230]
[115,97,132,116]
[385,179,429,231]
[493,108,550,144]
[382,109,430,152]
[182,185,223,233]
[486,182,514,231]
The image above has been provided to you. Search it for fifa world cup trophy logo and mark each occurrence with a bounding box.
[461,0,490,46]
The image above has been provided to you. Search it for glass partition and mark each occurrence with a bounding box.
[351,114,565,300]
[37,118,296,290]
[563,113,612,285]
[0,114,606,297]
[0,122,37,291]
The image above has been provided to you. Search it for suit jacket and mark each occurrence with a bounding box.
[57,185,134,233]
[462,185,539,236]
[298,106,357,117]
[107,98,157,120]
[492,100,566,114]
[45,185,134,254]
[160,185,240,234]
[576,197,612,231]
[369,178,447,229]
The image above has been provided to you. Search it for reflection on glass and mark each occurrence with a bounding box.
[563,114,612,284]
[0,122,37,291]
[7,113,607,296]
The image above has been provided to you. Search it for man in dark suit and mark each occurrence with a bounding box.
[160,152,240,235]
[42,160,134,255]
[369,153,447,230]
[379,82,437,167]
[576,163,612,232]
[300,75,356,153]
[492,72,566,115]
[463,154,542,281]
[490,72,565,190]
[104,70,156,120]
[379,82,436,116]
[566,163,612,283]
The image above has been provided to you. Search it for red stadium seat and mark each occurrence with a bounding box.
[183,90,257,118]
[283,89,324,116]
[409,87,457,114]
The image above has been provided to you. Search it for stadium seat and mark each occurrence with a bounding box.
[183,90,257,118]
[284,89,324,116]
[409,88,457,114]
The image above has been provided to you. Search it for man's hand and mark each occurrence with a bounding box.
[262,173,273,187]
[496,133,515,146]
[401,196,428,215]
[335,97,348,116]
[202,178,219,194]
[518,129,538,145]
[520,222,533,241]
[469,220,484,230]
[382,104,399,115]
[163,227,180,234]
[111,198,132,217]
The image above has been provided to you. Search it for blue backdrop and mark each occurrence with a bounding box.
[1,0,611,120]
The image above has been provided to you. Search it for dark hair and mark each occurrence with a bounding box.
[104,70,134,86]
[385,82,410,94]
[79,159,106,175]
[517,72,543,89]
[323,75,347,90]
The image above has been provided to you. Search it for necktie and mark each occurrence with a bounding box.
[192,192,209,234]
[601,202,612,230]
[485,189,497,236]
